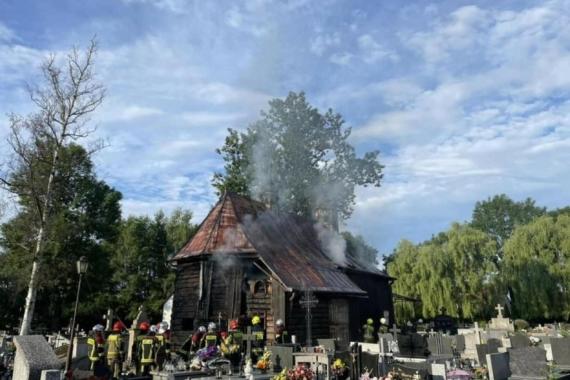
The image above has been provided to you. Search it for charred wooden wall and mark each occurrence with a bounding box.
[346,272,394,341]
[171,260,201,348]
[285,292,330,345]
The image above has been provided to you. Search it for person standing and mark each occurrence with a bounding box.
[362,318,375,343]
[87,324,106,371]
[106,321,126,379]
[275,319,289,344]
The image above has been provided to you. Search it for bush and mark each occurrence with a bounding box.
[514,319,529,331]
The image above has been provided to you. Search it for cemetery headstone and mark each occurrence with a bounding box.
[550,337,570,369]
[454,335,465,353]
[509,335,530,349]
[13,336,61,380]
[427,334,454,359]
[396,333,428,358]
[40,369,63,380]
[433,308,457,334]
[378,333,393,353]
[486,352,510,380]
[476,343,498,365]
[431,363,447,380]
[508,347,548,379]
[488,304,514,332]
[268,345,295,372]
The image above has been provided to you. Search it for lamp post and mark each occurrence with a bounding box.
[65,256,89,374]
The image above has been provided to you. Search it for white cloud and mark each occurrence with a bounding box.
[310,33,340,56]
[330,52,353,66]
[357,34,397,64]
[0,23,16,42]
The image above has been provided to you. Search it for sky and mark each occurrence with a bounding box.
[1,0,569,258]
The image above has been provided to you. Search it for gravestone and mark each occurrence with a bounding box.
[378,333,393,353]
[317,338,337,353]
[268,345,295,372]
[361,352,379,377]
[509,335,530,349]
[550,337,570,369]
[476,343,498,365]
[488,304,514,332]
[508,347,548,379]
[397,333,428,358]
[486,352,510,380]
[431,363,447,380]
[40,369,63,380]
[13,336,61,380]
[454,335,465,353]
[487,338,502,352]
[427,334,453,359]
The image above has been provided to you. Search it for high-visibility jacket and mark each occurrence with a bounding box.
[276,330,289,344]
[139,337,156,365]
[229,331,243,346]
[88,337,104,363]
[204,333,218,348]
[106,333,123,360]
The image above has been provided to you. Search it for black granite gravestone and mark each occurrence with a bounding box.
[508,347,547,379]
[550,337,570,369]
[509,335,531,349]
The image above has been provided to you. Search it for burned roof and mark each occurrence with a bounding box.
[173,192,383,295]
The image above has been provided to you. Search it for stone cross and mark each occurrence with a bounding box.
[217,312,223,330]
[392,324,401,337]
[299,288,318,347]
[243,326,256,360]
[495,304,504,318]
[474,322,481,344]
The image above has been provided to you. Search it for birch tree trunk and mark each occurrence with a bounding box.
[0,40,104,335]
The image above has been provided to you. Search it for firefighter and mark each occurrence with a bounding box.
[155,321,171,370]
[87,324,106,371]
[362,318,375,343]
[191,325,207,352]
[251,315,265,361]
[203,322,219,348]
[275,319,289,344]
[138,324,157,376]
[220,319,242,372]
[106,321,126,379]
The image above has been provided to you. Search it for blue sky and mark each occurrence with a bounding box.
[1,0,570,257]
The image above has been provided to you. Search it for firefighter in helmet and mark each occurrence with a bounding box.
[87,324,106,371]
[221,319,242,372]
[275,319,289,344]
[362,318,375,343]
[106,321,126,379]
[203,322,219,348]
[137,324,158,375]
[155,321,171,369]
[378,317,388,334]
[251,315,265,361]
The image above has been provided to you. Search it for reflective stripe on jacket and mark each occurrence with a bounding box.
[140,337,155,364]
[106,334,122,360]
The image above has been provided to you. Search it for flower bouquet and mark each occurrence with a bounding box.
[332,359,348,380]
[256,349,272,373]
[287,365,315,380]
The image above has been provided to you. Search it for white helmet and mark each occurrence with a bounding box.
[198,326,207,333]
[92,324,104,332]
[208,322,216,332]
[276,319,284,327]
[150,325,158,333]
[379,318,387,325]
[159,321,169,333]
[417,318,423,324]
[406,321,413,327]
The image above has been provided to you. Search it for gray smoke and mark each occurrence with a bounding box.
[315,222,346,266]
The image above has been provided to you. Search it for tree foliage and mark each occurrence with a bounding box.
[471,194,545,249]
[503,215,570,320]
[212,92,384,224]
[388,195,570,323]
[342,231,379,266]
[110,210,197,321]
[0,144,122,330]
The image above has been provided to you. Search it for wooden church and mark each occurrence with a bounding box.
[170,192,394,348]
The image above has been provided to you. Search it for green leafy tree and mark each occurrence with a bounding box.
[471,194,545,250]
[387,224,497,323]
[110,209,196,321]
[212,92,384,224]
[0,144,121,330]
[503,215,570,320]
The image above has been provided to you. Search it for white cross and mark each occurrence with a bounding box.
[495,304,504,318]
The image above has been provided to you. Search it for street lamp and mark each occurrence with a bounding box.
[65,256,89,375]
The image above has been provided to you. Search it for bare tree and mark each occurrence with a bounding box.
[0,40,105,335]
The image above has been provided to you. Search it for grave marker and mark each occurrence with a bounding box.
[13,336,61,380]
[486,352,510,380]
[299,287,318,347]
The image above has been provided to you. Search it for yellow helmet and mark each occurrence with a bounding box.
[252,315,261,325]
[367,318,373,325]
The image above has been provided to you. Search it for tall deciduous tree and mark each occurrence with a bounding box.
[0,40,104,335]
[471,194,545,251]
[111,210,196,321]
[212,92,384,225]
[503,215,570,320]
[0,144,121,330]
